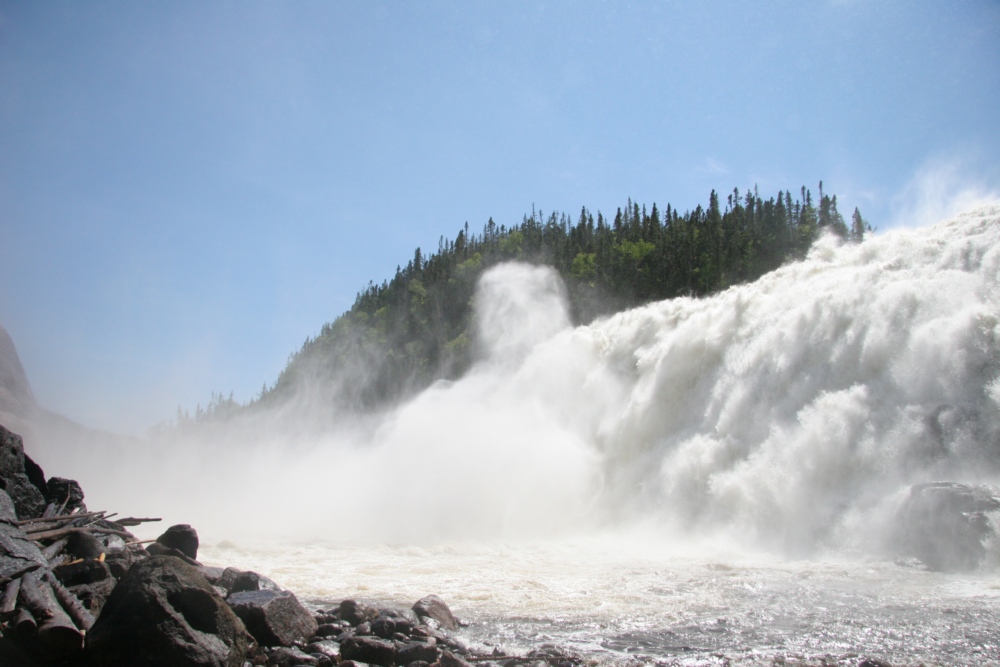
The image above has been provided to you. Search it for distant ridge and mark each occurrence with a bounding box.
[0,324,35,417]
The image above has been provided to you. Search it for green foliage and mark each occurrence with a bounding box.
[192,184,866,423]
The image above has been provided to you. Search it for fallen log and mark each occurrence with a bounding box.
[12,607,36,637]
[1,577,20,616]
[18,510,106,527]
[44,570,95,631]
[41,538,70,563]
[27,525,135,543]
[113,516,162,527]
[18,570,83,660]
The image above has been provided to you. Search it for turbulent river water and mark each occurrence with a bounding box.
[58,206,1000,665]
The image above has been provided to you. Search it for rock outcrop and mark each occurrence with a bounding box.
[896,481,1000,571]
[85,556,248,667]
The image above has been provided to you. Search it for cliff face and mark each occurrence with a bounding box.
[0,325,35,418]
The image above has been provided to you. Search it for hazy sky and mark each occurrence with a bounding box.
[1,1,998,434]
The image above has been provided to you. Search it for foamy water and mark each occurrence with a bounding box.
[200,535,1000,666]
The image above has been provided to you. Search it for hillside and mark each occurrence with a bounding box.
[186,184,869,424]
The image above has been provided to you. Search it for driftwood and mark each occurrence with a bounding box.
[1,577,20,616]
[44,570,95,630]
[114,516,162,527]
[18,570,83,659]
[26,524,135,543]
[20,510,106,528]
[41,538,70,562]
[12,607,36,636]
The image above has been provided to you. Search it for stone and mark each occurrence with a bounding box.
[104,542,149,580]
[21,453,46,499]
[896,481,1000,571]
[305,639,341,660]
[230,569,280,594]
[0,425,45,520]
[341,598,380,626]
[66,529,104,559]
[53,558,112,587]
[69,577,117,617]
[412,594,459,631]
[0,487,17,523]
[85,555,248,667]
[340,635,397,667]
[46,477,86,512]
[156,523,199,560]
[439,650,474,667]
[0,495,47,579]
[397,639,440,665]
[266,645,320,667]
[227,588,318,647]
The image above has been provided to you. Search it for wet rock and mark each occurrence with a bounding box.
[227,588,318,647]
[439,649,474,667]
[85,555,248,667]
[230,569,280,594]
[412,594,459,630]
[858,659,893,667]
[46,477,86,512]
[373,615,413,639]
[0,425,45,520]
[267,645,320,667]
[306,639,341,660]
[314,622,343,637]
[397,638,440,665]
[155,523,199,560]
[896,481,1000,571]
[341,635,397,667]
[342,598,381,626]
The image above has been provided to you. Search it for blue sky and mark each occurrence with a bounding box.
[1,1,998,434]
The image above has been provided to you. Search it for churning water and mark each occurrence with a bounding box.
[67,206,1000,664]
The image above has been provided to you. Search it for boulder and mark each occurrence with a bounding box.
[45,477,86,512]
[229,569,280,594]
[155,523,199,560]
[266,645,320,666]
[0,490,47,581]
[340,635,397,667]
[227,588,318,647]
[896,482,1000,571]
[0,425,45,520]
[53,558,112,587]
[68,577,116,617]
[412,594,459,630]
[85,555,248,667]
[341,598,380,626]
[397,638,440,665]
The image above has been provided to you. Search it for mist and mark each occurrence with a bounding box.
[26,205,1000,563]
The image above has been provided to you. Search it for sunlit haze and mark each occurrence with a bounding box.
[1,1,999,432]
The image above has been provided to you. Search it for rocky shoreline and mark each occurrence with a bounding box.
[1,423,584,667]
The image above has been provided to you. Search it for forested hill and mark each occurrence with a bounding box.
[186,184,869,424]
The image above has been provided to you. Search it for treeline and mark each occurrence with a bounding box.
[182,184,869,423]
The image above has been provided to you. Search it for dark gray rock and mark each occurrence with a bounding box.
[439,650,474,667]
[85,555,248,667]
[305,639,341,660]
[341,598,380,626]
[66,529,103,559]
[0,425,45,520]
[68,577,116,617]
[230,569,280,594]
[0,495,46,580]
[104,542,149,580]
[53,558,112,587]
[0,487,17,523]
[397,639,440,665]
[412,594,459,631]
[267,645,320,666]
[227,588,318,647]
[156,523,199,560]
[45,477,86,512]
[341,635,397,667]
[896,481,1000,571]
